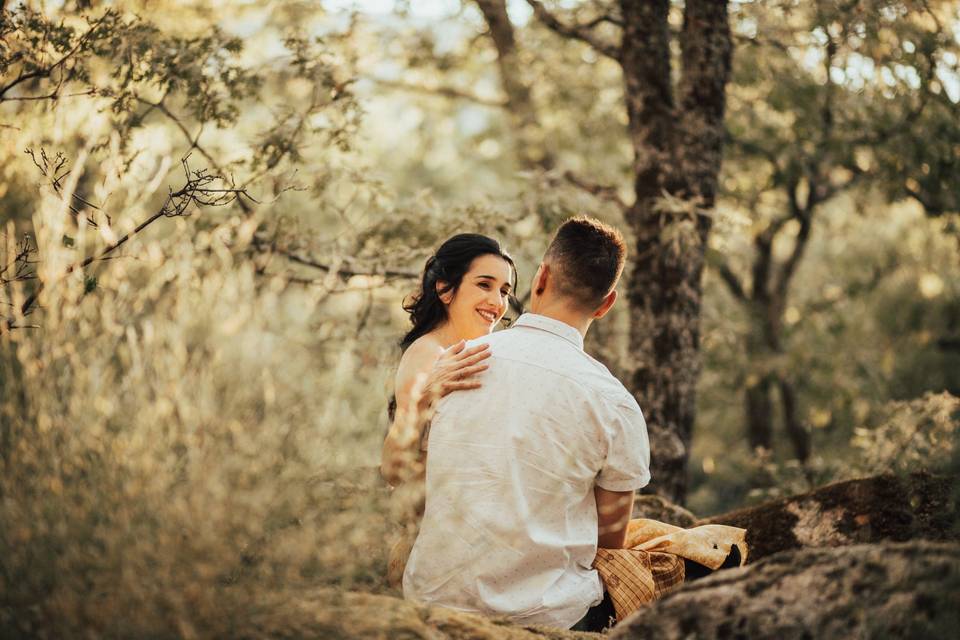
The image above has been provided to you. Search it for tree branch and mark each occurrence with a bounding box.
[773,207,812,301]
[525,0,621,60]
[562,170,627,211]
[0,11,114,101]
[5,155,252,332]
[262,243,418,280]
[24,148,103,227]
[716,258,747,302]
[367,77,506,108]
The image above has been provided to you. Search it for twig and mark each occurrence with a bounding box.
[6,155,252,331]
[367,76,507,108]
[253,239,418,280]
[25,148,103,227]
[525,0,621,60]
[563,170,628,211]
[716,259,747,302]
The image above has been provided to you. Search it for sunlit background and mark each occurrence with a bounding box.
[1,1,958,636]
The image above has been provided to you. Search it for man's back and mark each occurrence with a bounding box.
[402,313,650,629]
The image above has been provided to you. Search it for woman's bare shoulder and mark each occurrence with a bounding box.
[395,334,446,389]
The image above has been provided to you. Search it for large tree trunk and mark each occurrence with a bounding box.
[701,472,959,562]
[620,0,732,503]
[609,542,960,640]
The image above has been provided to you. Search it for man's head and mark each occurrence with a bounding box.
[530,216,626,324]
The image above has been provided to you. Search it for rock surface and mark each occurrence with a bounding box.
[631,494,697,527]
[609,542,960,640]
[700,472,958,561]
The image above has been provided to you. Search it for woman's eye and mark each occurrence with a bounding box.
[478,282,490,289]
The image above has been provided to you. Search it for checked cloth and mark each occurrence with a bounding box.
[592,519,748,622]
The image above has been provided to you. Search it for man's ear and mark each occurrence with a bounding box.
[593,289,617,319]
[533,263,549,296]
[436,281,454,304]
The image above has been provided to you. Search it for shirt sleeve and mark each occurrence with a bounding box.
[595,397,651,492]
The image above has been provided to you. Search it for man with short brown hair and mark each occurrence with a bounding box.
[403,215,647,629]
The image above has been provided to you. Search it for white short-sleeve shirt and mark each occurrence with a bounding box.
[402,313,650,629]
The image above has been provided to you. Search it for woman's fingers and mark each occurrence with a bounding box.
[444,339,467,356]
[443,379,483,393]
[457,349,491,368]
[438,364,488,396]
[454,342,489,361]
[456,363,489,379]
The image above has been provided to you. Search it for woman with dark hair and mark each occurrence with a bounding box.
[380,233,516,587]
[381,233,517,486]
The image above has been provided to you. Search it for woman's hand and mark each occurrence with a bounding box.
[418,340,490,410]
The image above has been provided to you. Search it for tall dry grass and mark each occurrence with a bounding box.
[0,151,398,638]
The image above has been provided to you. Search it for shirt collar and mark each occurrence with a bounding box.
[512,313,584,350]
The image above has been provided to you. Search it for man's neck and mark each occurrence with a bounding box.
[528,301,593,338]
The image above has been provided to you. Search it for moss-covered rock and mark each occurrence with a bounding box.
[700,472,958,561]
[609,542,960,640]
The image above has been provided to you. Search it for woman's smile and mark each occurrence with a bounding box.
[476,308,498,324]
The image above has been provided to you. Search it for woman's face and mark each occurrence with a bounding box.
[441,254,513,340]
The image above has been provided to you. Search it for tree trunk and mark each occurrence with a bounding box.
[700,472,959,562]
[620,0,732,503]
[745,374,775,450]
[777,375,810,462]
[609,542,960,640]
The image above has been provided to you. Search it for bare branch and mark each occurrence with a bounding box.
[716,259,747,302]
[773,207,812,301]
[525,0,621,60]
[251,238,418,281]
[368,76,506,108]
[134,95,214,165]
[562,170,628,211]
[5,154,252,332]
[0,88,98,102]
[24,148,103,227]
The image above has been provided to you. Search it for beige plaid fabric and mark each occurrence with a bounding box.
[593,518,748,622]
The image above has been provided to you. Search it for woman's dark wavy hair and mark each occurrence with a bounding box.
[400,234,516,351]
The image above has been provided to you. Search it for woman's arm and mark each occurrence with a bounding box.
[380,340,490,486]
[381,342,442,485]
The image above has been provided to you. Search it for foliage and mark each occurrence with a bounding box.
[0,2,399,635]
[0,201,394,636]
[733,391,959,503]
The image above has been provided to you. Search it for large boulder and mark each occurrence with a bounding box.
[700,472,958,562]
[610,542,960,640]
